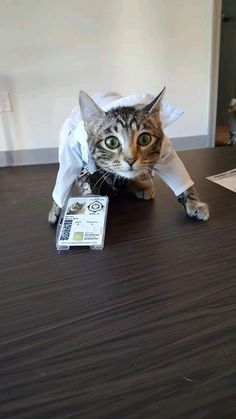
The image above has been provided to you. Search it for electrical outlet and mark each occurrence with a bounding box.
[0,92,12,112]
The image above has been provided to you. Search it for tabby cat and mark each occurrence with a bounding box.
[48,91,209,224]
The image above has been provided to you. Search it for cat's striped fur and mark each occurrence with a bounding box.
[48,91,209,224]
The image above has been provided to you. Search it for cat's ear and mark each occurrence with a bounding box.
[141,87,166,115]
[79,91,106,128]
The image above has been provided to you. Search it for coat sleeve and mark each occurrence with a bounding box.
[52,133,84,208]
[155,136,194,196]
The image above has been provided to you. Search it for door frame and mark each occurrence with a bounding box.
[208,0,222,147]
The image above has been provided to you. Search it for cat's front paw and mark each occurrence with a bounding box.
[135,187,155,200]
[186,201,209,221]
[48,201,61,224]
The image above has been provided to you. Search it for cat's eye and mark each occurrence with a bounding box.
[105,136,120,150]
[137,133,152,146]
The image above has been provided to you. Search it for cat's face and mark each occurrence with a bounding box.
[79,91,164,179]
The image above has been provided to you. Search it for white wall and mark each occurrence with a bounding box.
[0,0,214,153]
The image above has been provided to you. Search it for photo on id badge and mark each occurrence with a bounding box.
[67,201,86,215]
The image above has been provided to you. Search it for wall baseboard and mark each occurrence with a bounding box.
[0,147,59,167]
[0,135,209,167]
[171,135,209,151]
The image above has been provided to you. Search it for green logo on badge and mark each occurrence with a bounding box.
[73,232,84,241]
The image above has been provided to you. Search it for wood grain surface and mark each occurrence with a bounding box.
[1,147,236,419]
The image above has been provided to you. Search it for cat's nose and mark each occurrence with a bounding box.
[125,158,136,167]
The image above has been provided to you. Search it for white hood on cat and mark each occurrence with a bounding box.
[52,93,193,207]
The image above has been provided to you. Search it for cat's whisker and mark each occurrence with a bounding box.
[98,172,111,193]
[96,171,111,193]
[122,176,126,184]
[141,165,151,171]
[148,167,159,176]
[112,173,118,190]
[146,171,154,188]
[93,167,107,175]
[92,171,109,193]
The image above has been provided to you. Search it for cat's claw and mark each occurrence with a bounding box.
[186,201,209,221]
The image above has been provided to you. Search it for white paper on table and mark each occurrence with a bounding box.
[207,168,236,193]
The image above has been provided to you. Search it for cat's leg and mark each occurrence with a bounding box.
[49,131,85,224]
[178,185,209,221]
[127,177,155,200]
[48,200,61,224]
[228,132,236,145]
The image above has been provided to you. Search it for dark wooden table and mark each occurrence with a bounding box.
[1,147,236,419]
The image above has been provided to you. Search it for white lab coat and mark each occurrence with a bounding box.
[52,93,194,207]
